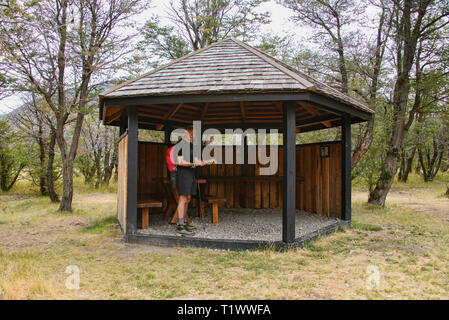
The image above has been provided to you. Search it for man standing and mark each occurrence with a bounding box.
[174,128,205,236]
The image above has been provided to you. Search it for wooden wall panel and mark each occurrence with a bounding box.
[117,135,128,231]
[137,142,168,196]
[130,141,343,219]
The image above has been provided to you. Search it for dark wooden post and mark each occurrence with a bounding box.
[164,123,172,144]
[341,114,351,221]
[282,101,296,243]
[119,114,127,136]
[127,107,138,234]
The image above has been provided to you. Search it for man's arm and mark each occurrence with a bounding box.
[177,155,196,167]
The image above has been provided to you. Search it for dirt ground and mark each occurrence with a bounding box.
[0,178,448,299]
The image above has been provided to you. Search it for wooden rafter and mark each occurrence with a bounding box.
[106,107,125,124]
[297,101,320,116]
[322,121,332,128]
[296,114,340,128]
[165,103,183,120]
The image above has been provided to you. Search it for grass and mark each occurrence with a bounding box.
[82,216,117,234]
[0,174,448,299]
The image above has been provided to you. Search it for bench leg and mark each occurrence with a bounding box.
[164,202,176,220]
[142,208,149,229]
[211,203,218,224]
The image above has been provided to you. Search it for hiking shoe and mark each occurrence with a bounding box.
[176,222,196,231]
[176,224,195,237]
[184,221,196,231]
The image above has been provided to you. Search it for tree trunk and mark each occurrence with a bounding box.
[103,139,118,186]
[94,151,102,189]
[46,128,59,202]
[367,0,429,206]
[368,77,410,206]
[57,92,86,212]
[0,160,25,191]
[398,147,415,182]
[59,158,74,211]
[352,117,375,170]
[37,123,48,196]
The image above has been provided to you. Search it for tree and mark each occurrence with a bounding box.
[78,112,118,188]
[0,0,145,211]
[11,95,60,201]
[0,119,27,191]
[415,106,449,183]
[281,0,392,169]
[280,0,367,94]
[138,0,270,65]
[368,0,449,205]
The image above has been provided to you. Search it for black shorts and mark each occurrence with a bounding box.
[176,167,197,196]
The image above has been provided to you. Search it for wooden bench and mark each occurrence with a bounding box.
[137,194,163,229]
[200,196,227,224]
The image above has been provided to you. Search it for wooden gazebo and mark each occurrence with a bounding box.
[99,38,373,249]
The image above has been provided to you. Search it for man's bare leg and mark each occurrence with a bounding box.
[177,195,187,220]
[176,195,194,236]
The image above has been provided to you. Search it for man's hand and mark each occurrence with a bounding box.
[204,159,217,165]
[194,159,205,167]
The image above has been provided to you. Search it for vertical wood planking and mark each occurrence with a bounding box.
[299,146,305,211]
[117,134,128,232]
[225,147,233,207]
[334,143,342,217]
[234,146,242,208]
[262,147,270,208]
[254,159,261,209]
[322,149,330,216]
[132,140,343,219]
[315,146,323,215]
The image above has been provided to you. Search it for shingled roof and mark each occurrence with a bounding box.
[100,38,373,115]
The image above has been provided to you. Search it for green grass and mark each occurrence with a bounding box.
[351,221,383,232]
[82,216,117,233]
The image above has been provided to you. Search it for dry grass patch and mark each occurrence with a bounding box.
[1,176,449,299]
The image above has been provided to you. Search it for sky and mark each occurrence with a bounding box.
[0,0,299,115]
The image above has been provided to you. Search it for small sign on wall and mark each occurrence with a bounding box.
[320,145,330,158]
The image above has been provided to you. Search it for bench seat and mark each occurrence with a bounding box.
[201,196,226,224]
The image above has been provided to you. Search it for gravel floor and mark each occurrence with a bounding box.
[138,208,340,241]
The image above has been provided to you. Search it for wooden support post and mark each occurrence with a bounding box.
[282,101,296,243]
[126,107,138,234]
[341,114,351,221]
[119,114,127,135]
[164,124,172,144]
